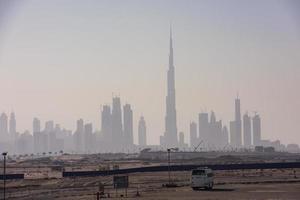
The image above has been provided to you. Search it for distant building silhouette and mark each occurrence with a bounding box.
[0,112,8,141]
[162,27,178,148]
[84,123,93,153]
[33,118,41,133]
[45,120,54,133]
[9,112,17,139]
[243,113,251,147]
[229,121,236,147]
[44,121,56,152]
[123,104,133,146]
[235,97,242,147]
[253,114,261,146]
[208,111,222,149]
[178,131,188,149]
[101,105,112,149]
[74,119,84,153]
[189,121,197,149]
[198,113,209,148]
[221,126,229,148]
[17,130,33,154]
[138,116,146,146]
[112,97,123,151]
[33,117,42,153]
[33,118,48,154]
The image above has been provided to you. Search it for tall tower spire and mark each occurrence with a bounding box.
[169,24,174,69]
[163,26,178,147]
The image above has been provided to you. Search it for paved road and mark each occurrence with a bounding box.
[134,183,300,200]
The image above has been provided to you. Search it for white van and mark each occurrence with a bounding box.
[191,167,214,190]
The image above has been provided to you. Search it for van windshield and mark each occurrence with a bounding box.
[192,170,206,175]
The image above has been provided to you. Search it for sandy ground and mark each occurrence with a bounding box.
[2,153,300,199]
[2,169,300,199]
[135,183,300,200]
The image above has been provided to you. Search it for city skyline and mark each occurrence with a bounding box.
[0,0,300,146]
[0,26,274,152]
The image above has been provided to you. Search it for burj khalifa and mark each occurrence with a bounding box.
[163,27,178,147]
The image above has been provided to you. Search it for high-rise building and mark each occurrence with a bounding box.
[189,122,197,149]
[45,120,54,133]
[164,27,178,148]
[198,113,209,147]
[208,111,222,148]
[33,117,42,154]
[74,119,84,153]
[210,111,216,124]
[33,131,42,153]
[0,113,8,141]
[252,114,261,146]
[101,105,112,143]
[33,118,41,133]
[112,97,123,149]
[9,112,16,136]
[44,120,56,152]
[234,97,242,147]
[138,116,146,146]
[54,125,63,153]
[17,131,33,154]
[84,123,93,153]
[221,126,229,147]
[211,120,222,149]
[229,121,236,147]
[9,112,17,135]
[123,104,133,146]
[33,130,48,154]
[179,131,185,148]
[243,113,251,147]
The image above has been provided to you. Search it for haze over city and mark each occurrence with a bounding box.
[1,0,300,146]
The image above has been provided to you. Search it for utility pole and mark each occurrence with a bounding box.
[2,152,7,200]
[167,148,171,185]
[167,148,178,186]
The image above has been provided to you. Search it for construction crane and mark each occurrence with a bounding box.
[193,140,203,152]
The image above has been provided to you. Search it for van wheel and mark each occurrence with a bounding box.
[192,187,198,191]
[208,183,213,190]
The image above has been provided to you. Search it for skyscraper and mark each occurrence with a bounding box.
[189,122,197,149]
[198,113,209,147]
[179,131,185,148]
[74,119,84,153]
[33,118,41,133]
[208,111,222,148]
[138,116,146,146]
[112,97,123,149]
[164,27,178,148]
[33,117,42,154]
[45,120,54,133]
[252,114,261,146]
[123,104,133,146]
[243,113,251,147]
[84,123,93,153]
[9,112,17,139]
[229,121,236,147]
[101,105,112,143]
[221,126,229,147]
[235,97,242,147]
[0,113,8,141]
[211,119,222,149]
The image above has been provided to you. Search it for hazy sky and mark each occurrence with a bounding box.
[0,0,300,145]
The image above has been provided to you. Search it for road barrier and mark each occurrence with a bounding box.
[62,162,300,177]
[0,174,24,180]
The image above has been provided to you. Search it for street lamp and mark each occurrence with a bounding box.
[2,152,7,200]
